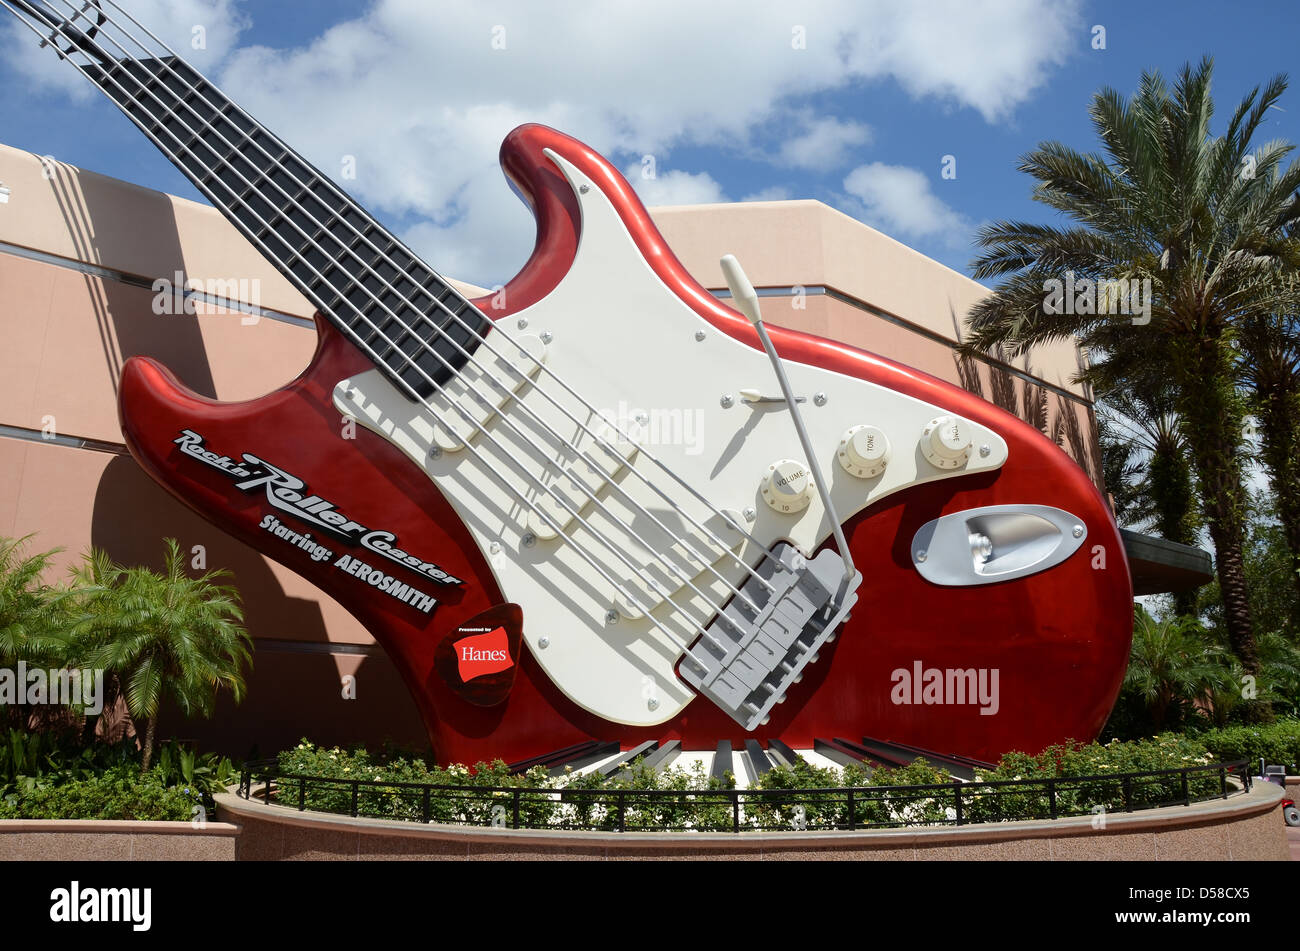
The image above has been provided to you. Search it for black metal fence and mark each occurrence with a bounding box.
[236,758,1252,833]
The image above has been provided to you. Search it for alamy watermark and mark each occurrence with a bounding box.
[50,881,150,931]
[0,662,103,714]
[152,270,263,324]
[890,661,1000,715]
[595,400,703,456]
[1043,271,1151,325]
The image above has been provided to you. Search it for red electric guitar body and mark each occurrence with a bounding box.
[15,1,1132,767]
[119,124,1132,766]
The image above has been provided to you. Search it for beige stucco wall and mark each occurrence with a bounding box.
[651,200,1091,400]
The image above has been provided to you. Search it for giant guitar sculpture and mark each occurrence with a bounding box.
[5,0,1133,766]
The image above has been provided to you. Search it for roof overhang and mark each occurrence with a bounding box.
[1121,529,1214,595]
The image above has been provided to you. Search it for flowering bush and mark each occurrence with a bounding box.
[273,740,556,824]
[560,758,735,831]
[267,734,1236,831]
[962,735,1220,823]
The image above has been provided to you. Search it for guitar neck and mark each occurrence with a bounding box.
[80,53,487,398]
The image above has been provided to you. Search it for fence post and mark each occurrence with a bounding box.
[351,780,359,817]
[1048,779,1057,819]
[422,786,430,824]
[617,790,626,833]
[298,778,306,812]
[1122,775,1132,813]
[1220,767,1227,799]
[1181,769,1190,806]
[262,769,271,804]
[953,781,964,825]
[732,790,740,834]
[513,788,521,829]
[847,789,856,831]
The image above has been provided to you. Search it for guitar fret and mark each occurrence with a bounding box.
[83,51,489,397]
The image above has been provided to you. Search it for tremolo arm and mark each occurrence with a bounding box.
[679,256,863,731]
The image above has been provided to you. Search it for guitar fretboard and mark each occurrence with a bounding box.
[84,55,487,398]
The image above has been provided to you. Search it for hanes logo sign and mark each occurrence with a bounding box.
[433,604,523,707]
[455,627,514,682]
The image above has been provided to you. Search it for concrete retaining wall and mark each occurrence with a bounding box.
[1,782,1287,861]
[0,819,239,861]
[212,781,1291,861]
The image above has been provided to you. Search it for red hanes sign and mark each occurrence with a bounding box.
[455,627,514,682]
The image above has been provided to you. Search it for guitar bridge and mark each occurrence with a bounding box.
[679,543,860,731]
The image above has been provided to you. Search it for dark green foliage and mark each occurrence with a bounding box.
[0,766,201,820]
[70,540,252,770]
[1198,719,1300,772]
[0,728,235,819]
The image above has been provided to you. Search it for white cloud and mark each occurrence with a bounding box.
[626,166,729,207]
[2,0,247,101]
[776,117,871,171]
[4,0,1080,284]
[842,162,970,245]
[210,0,1080,283]
[740,186,793,202]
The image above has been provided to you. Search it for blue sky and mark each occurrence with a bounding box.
[1,0,1298,289]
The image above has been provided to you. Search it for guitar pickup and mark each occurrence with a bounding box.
[527,435,639,541]
[426,334,548,452]
[613,510,745,619]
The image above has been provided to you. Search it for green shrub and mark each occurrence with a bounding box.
[962,735,1220,822]
[264,735,1241,832]
[1197,719,1300,773]
[0,766,201,820]
[561,757,735,831]
[273,739,558,825]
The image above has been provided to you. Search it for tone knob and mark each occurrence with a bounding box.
[922,415,972,469]
[761,459,813,514]
[837,425,890,479]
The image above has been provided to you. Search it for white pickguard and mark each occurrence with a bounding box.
[334,151,1008,728]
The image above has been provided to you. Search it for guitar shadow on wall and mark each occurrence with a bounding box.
[44,158,219,401]
[47,156,426,755]
[89,454,429,759]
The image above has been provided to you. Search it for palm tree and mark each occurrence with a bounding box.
[1097,412,1145,523]
[1123,608,1230,730]
[1095,382,1198,543]
[1095,379,1202,614]
[964,58,1300,672]
[0,536,67,729]
[0,536,62,662]
[1237,311,1300,613]
[72,539,252,770]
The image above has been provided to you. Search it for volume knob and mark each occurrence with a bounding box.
[922,415,972,469]
[761,459,813,514]
[838,425,890,479]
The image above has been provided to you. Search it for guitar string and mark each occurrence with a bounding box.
[2,1,737,665]
[99,0,792,589]
[35,0,772,625]
[66,0,785,613]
